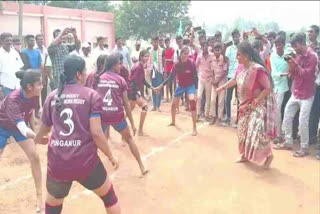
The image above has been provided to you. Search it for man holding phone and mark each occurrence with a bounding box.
[48,27,80,89]
[275,33,318,158]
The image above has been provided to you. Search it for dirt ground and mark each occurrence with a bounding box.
[0,102,319,214]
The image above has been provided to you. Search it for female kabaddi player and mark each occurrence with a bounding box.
[35,55,121,214]
[127,50,158,136]
[157,46,198,136]
[0,70,44,213]
[90,53,148,176]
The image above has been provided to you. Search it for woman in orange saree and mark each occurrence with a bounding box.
[217,41,277,169]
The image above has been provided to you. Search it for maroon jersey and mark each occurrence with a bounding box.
[172,59,197,87]
[41,83,103,181]
[127,62,145,95]
[95,72,127,124]
[0,89,38,131]
[85,72,96,88]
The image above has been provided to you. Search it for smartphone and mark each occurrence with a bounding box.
[224,41,233,48]
[193,26,202,32]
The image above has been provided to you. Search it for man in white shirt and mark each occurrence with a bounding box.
[131,40,142,64]
[92,36,109,58]
[112,37,132,69]
[0,33,24,98]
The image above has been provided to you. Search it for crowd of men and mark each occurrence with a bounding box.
[0,24,319,159]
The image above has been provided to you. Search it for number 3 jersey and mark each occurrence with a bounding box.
[41,83,103,181]
[95,72,128,125]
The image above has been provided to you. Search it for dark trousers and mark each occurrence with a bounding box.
[151,72,163,109]
[309,85,320,144]
[225,78,239,121]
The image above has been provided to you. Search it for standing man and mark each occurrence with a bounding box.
[163,37,175,102]
[92,36,109,59]
[307,25,320,148]
[224,29,240,127]
[0,33,24,98]
[148,37,164,111]
[48,28,80,90]
[23,35,42,69]
[275,33,318,157]
[196,41,214,121]
[131,40,142,64]
[270,35,290,143]
[36,34,50,106]
[81,42,95,73]
[113,37,132,70]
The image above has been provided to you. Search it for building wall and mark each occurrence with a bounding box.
[0,2,115,48]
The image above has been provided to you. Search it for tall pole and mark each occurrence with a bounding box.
[18,1,23,41]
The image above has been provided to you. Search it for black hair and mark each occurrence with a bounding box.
[310,25,320,34]
[92,54,108,89]
[55,55,86,113]
[25,34,35,41]
[290,32,306,46]
[152,36,159,41]
[277,31,286,41]
[215,31,222,37]
[0,33,12,41]
[165,37,170,43]
[183,38,190,45]
[139,49,149,61]
[267,31,277,39]
[199,34,206,39]
[35,34,43,40]
[97,36,104,42]
[177,46,190,73]
[53,29,61,38]
[115,37,122,43]
[105,54,120,71]
[252,39,263,52]
[274,35,286,45]
[207,36,215,42]
[175,35,183,41]
[231,29,240,37]
[237,41,273,87]
[200,40,208,47]
[238,41,266,69]
[12,37,21,44]
[16,70,41,90]
[213,41,222,49]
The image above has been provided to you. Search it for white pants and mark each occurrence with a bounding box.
[197,80,212,117]
[283,95,314,149]
[275,92,286,138]
[210,81,226,119]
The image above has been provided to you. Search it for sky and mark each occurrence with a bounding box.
[189,1,320,31]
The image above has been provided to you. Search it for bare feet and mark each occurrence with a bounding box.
[151,108,156,111]
[36,196,44,214]
[192,129,198,136]
[157,108,161,112]
[138,130,144,136]
[169,122,175,126]
[140,168,150,177]
[235,156,248,163]
[263,155,274,169]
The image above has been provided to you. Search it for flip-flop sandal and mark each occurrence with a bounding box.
[293,150,308,158]
[273,143,293,150]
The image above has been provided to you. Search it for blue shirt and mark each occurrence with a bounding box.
[22,48,42,69]
[225,45,238,79]
[270,52,289,93]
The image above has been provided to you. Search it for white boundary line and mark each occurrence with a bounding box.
[0,120,207,192]
[69,123,207,200]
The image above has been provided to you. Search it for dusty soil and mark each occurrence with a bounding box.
[0,102,319,214]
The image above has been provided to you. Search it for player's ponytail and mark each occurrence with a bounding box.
[55,55,86,113]
[93,54,108,89]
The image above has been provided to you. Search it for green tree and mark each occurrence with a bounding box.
[24,0,114,12]
[115,1,191,40]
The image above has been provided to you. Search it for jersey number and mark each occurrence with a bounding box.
[59,108,74,136]
[103,89,113,106]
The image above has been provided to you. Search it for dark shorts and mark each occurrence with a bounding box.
[102,119,128,133]
[47,159,107,199]
[0,127,28,149]
[128,91,141,101]
[174,84,196,98]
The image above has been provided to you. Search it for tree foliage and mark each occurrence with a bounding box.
[115,1,191,40]
[24,0,114,12]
